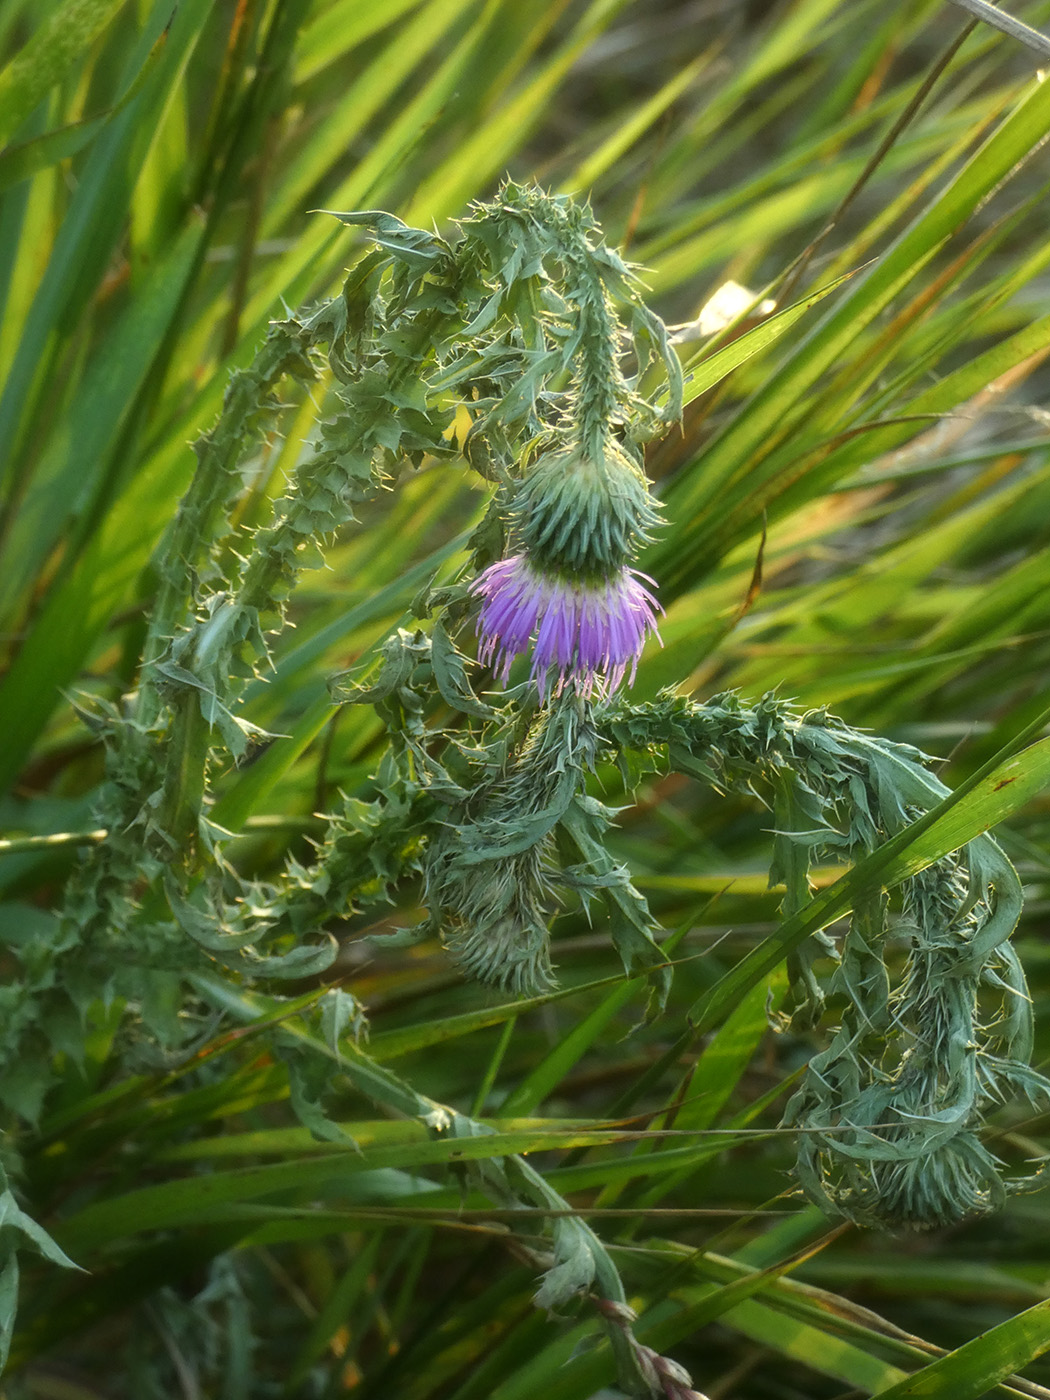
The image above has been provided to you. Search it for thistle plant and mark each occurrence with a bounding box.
[6,181,1050,1395]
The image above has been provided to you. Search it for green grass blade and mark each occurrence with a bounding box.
[0,0,126,143]
[871,1298,1050,1398]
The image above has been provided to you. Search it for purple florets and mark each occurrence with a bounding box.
[471,554,661,699]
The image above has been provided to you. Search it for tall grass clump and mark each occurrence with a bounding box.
[7,2,1050,1397]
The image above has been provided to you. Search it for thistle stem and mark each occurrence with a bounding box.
[136,318,325,730]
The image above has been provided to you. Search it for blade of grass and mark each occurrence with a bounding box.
[870,1297,1050,1398]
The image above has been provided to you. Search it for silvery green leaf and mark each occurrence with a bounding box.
[0,1189,81,1272]
[430,620,496,719]
[532,1217,597,1313]
[322,208,449,273]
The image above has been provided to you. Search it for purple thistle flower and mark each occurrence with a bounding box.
[471,554,661,699]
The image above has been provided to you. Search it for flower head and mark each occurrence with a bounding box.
[471,554,660,698]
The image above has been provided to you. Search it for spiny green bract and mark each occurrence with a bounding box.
[512,441,662,577]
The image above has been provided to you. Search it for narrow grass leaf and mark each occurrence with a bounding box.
[871,1298,1050,1398]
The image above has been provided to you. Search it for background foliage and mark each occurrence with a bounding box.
[7,0,1050,1396]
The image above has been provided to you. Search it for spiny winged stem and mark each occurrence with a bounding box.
[151,282,446,866]
[480,187,682,452]
[423,700,587,996]
[412,681,670,1009]
[549,215,626,460]
[595,693,1050,1229]
[135,303,338,731]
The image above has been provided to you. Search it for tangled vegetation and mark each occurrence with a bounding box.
[7,3,1050,1398]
